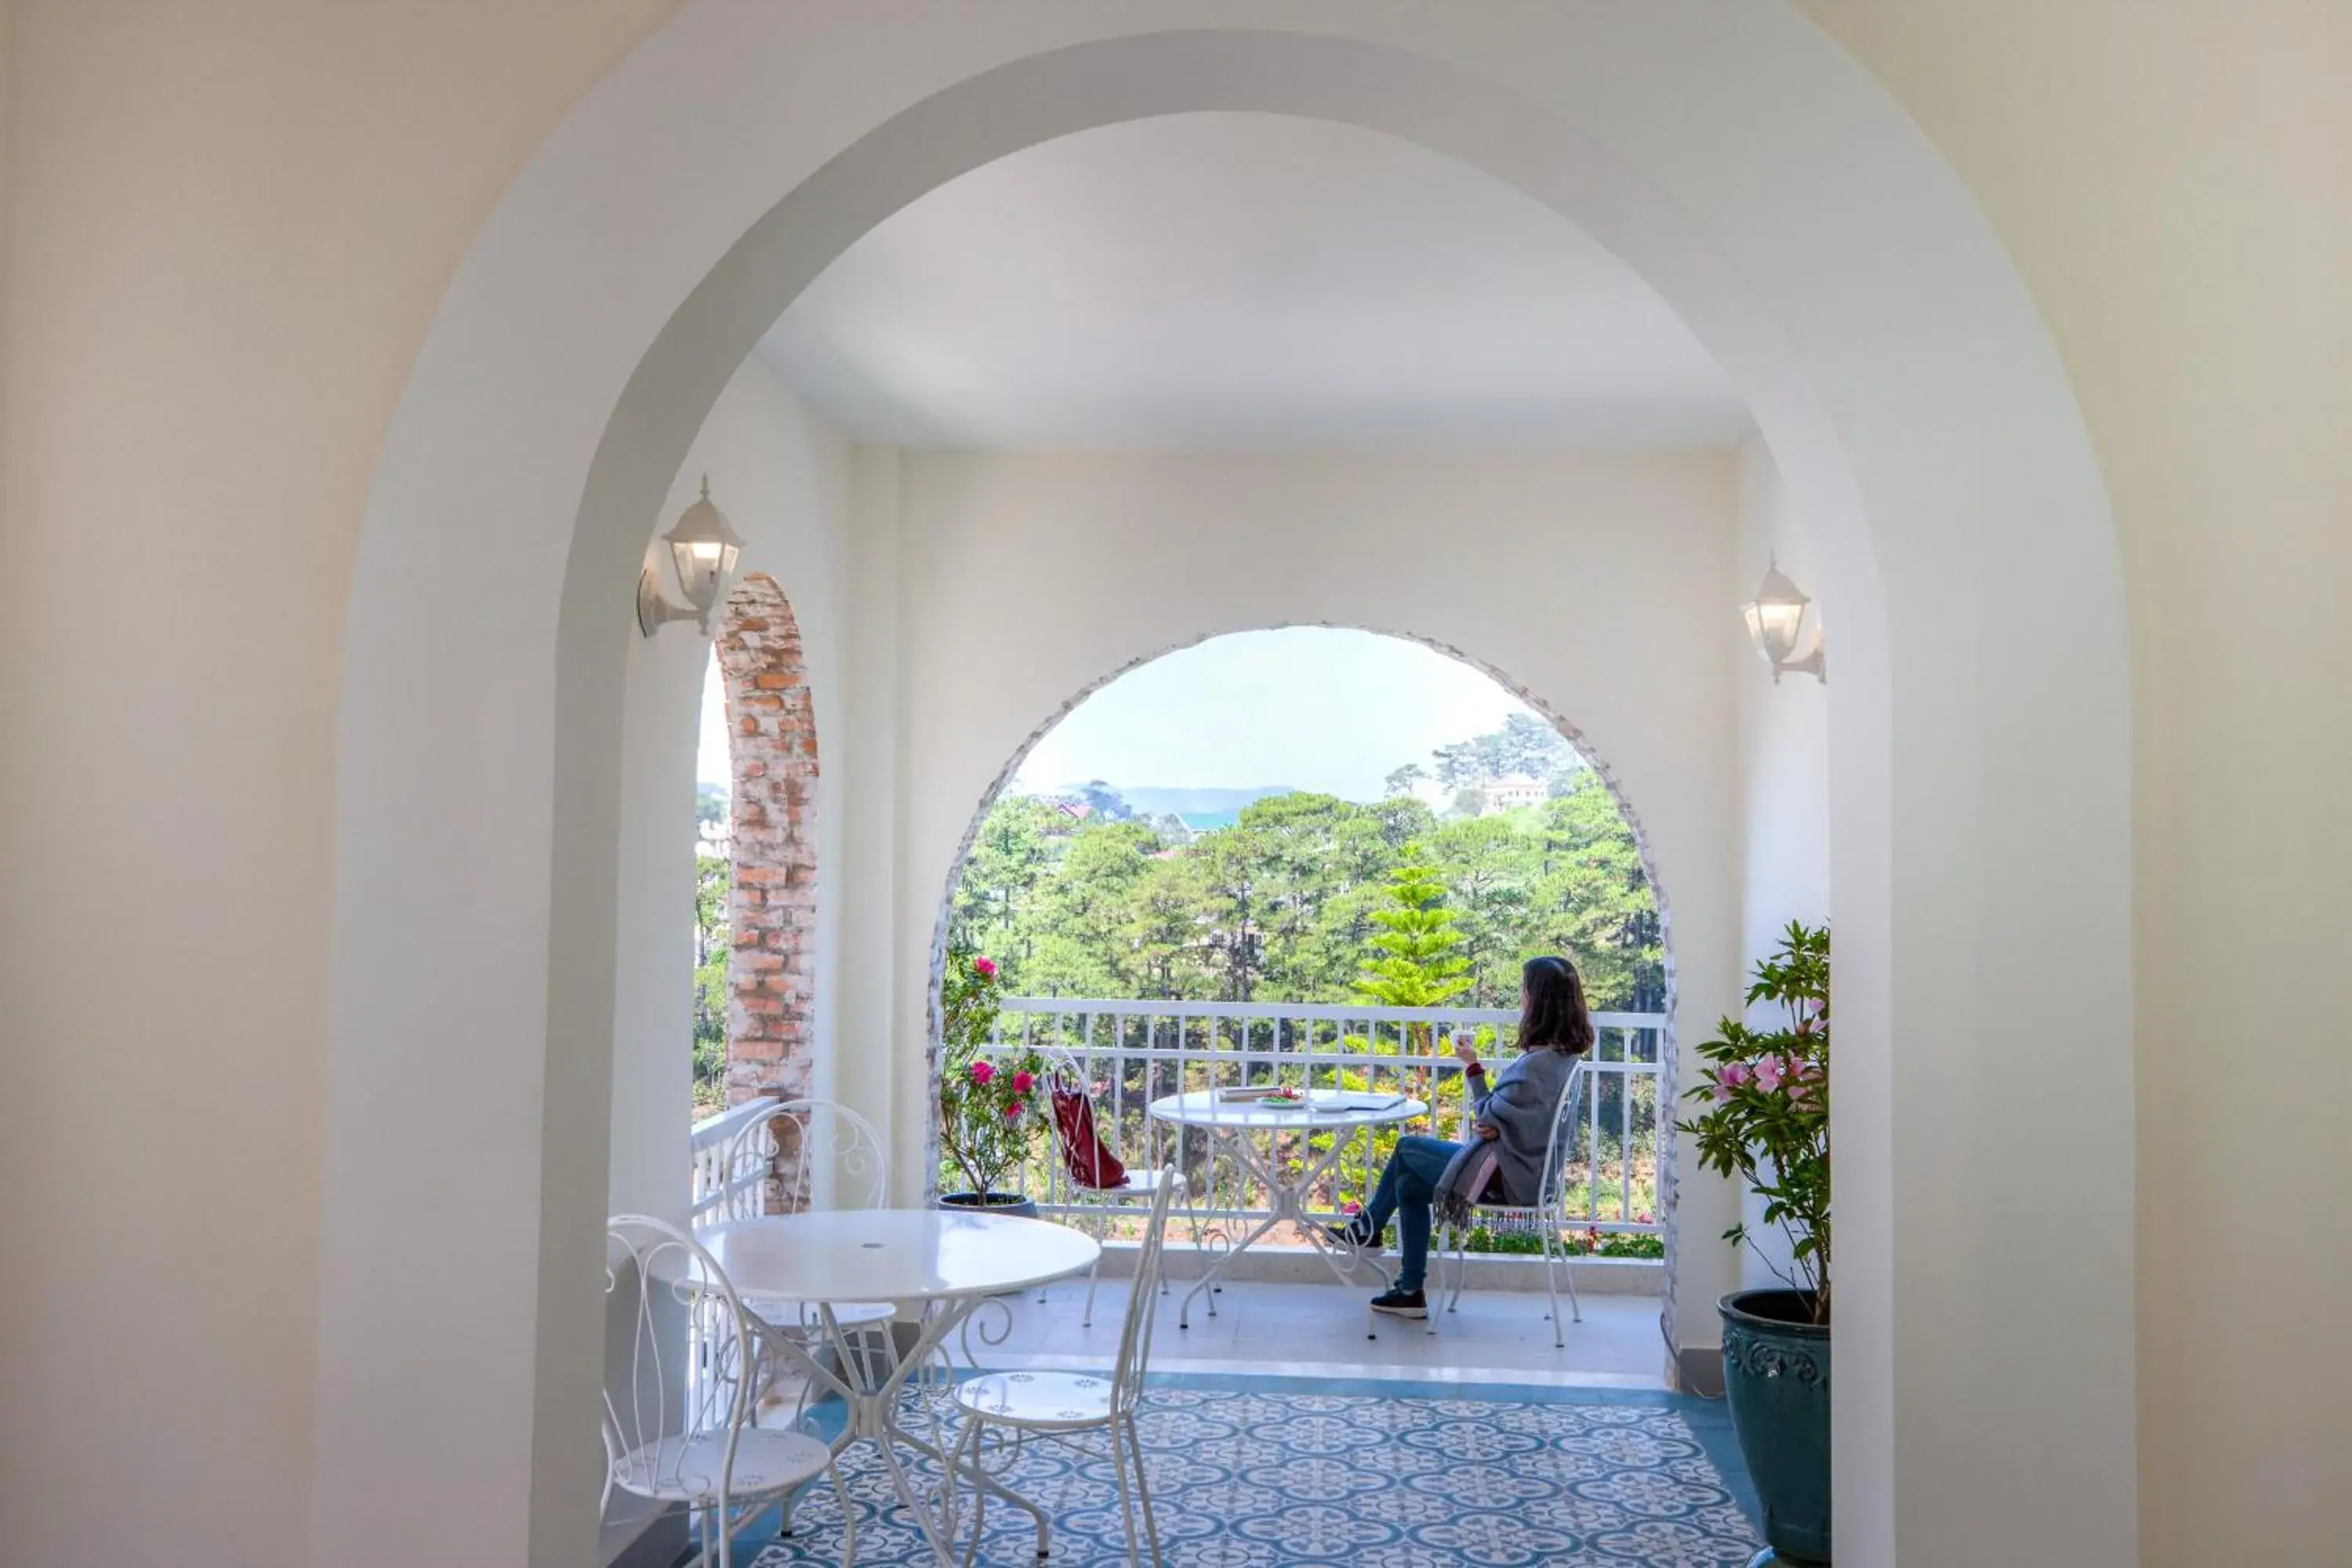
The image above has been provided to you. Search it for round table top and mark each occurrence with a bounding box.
[697,1208,1100,1302]
[1146,1089,1429,1132]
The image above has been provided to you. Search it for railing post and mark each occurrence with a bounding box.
[972,998,1664,1241]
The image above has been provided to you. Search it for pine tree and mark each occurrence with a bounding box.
[1353,853,1472,1008]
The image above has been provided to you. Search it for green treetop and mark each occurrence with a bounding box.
[1353,852,1472,1009]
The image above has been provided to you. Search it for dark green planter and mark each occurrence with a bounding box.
[1719,1288,1831,1566]
[937,1190,1039,1220]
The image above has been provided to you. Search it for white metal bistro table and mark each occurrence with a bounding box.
[696,1209,1100,1564]
[1145,1088,1428,1330]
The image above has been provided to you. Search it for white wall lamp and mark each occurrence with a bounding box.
[637,477,745,637]
[1742,557,1827,684]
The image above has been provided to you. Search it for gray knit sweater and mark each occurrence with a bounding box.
[1433,1047,1582,1228]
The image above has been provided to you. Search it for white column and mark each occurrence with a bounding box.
[839,445,909,1192]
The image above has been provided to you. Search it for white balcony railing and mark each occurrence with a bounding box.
[978,998,1667,1243]
[689,1094,783,1223]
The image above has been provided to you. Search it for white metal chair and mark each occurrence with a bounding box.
[603,1214,856,1568]
[1434,1057,1588,1345]
[708,1098,898,1381]
[948,1165,1180,1568]
[1037,1050,1200,1326]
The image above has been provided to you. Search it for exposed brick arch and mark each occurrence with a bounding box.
[715,573,818,1105]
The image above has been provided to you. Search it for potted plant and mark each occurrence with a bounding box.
[1677,920,1831,1566]
[937,946,1047,1216]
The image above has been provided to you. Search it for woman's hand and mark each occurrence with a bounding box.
[1450,1031,1480,1065]
[1474,1121,1501,1140]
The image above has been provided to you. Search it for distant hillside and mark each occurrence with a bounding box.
[1114,785,1297,818]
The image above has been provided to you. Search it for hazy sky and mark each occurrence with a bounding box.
[700,628,1536,798]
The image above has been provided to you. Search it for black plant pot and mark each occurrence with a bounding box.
[1719,1288,1831,1566]
[936,1189,1039,1220]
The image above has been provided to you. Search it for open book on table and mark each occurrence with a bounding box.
[1305,1090,1407,1112]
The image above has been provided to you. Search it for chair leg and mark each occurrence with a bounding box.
[829,1451,862,1568]
[1083,1251,1104,1328]
[1541,1230,1566,1347]
[1124,1412,1163,1567]
[1107,1415,1144,1568]
[957,1422,989,1568]
[1562,1232,1582,1325]
[944,1413,977,1549]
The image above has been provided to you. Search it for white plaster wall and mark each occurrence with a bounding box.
[307,17,2136,1565]
[836,445,910,1150]
[4,5,2215,1565]
[887,447,1748,1345]
[1731,436,1831,1290]
[1794,9,2351,1555]
[608,358,853,1222]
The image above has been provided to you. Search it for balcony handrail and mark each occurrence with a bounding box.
[976,996,1667,1240]
[981,1040,1656,1073]
[688,1093,781,1222]
[996,996,1661,1030]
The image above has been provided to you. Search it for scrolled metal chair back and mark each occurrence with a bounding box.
[602,1214,753,1504]
[1534,1058,1591,1223]
[718,1096,889,1217]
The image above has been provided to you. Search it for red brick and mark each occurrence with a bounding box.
[713,571,822,1111]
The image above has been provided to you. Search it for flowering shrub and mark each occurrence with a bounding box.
[1675,920,1831,1323]
[1456,1224,1667,1259]
[937,946,1044,1199]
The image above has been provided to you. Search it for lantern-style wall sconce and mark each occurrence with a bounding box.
[1742,557,1827,684]
[637,477,745,637]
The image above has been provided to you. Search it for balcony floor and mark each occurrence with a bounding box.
[991,1272,1675,1390]
[691,1279,1750,1566]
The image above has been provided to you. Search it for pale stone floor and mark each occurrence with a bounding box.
[981,1268,1677,1389]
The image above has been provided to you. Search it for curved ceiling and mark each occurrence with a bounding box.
[757,112,1750,449]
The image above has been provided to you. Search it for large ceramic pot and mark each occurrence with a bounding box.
[1719,1288,1831,1566]
[936,1190,1039,1220]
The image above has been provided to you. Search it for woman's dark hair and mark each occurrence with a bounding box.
[1518,955,1594,1055]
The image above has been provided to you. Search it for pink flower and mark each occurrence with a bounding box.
[1341,1200,1362,1215]
[1011,1070,1035,1094]
[1752,1055,1784,1093]
[971,956,998,980]
[1004,1099,1026,1120]
[969,1060,995,1085]
[1710,1077,1733,1104]
[1719,1061,1752,1088]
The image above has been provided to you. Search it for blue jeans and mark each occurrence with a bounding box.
[1359,1134,1464,1293]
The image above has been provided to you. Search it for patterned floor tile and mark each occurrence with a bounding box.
[735,1377,1761,1566]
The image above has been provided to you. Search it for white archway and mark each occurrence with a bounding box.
[324,10,2132,1567]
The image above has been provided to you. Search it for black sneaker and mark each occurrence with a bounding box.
[1327,1214,1381,1251]
[1369,1287,1428,1319]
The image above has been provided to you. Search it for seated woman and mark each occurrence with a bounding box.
[1329,954,1592,1319]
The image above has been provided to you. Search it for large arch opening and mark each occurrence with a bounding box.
[928,626,1681,1348]
[325,13,2132,1566]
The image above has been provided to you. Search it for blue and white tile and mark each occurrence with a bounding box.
[741,1376,1761,1567]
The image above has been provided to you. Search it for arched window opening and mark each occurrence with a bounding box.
[934,627,1671,1265]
